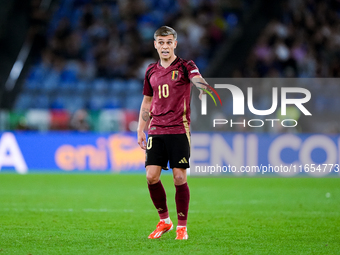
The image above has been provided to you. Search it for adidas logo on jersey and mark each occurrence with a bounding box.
[179,157,188,163]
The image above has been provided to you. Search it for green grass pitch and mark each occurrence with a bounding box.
[0,174,339,254]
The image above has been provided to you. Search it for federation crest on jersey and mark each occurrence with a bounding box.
[171,70,179,80]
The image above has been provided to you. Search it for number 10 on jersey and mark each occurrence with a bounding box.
[158,84,169,98]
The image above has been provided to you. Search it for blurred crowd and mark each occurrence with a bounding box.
[10,0,247,131]
[238,0,340,78]
[16,0,246,112]
[32,0,242,84]
[11,0,340,133]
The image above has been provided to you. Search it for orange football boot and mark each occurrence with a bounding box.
[175,226,188,240]
[148,220,173,239]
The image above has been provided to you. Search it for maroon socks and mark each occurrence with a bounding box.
[175,182,190,226]
[148,181,190,226]
[148,180,169,219]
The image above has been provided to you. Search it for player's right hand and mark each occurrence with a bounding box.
[138,131,147,150]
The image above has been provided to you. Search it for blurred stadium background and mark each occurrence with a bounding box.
[0,0,338,134]
[1,1,340,253]
[0,0,339,173]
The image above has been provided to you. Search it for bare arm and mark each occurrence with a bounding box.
[137,95,153,150]
[191,75,210,100]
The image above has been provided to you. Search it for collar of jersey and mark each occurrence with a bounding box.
[158,56,180,68]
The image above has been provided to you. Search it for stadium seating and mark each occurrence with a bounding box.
[7,0,248,131]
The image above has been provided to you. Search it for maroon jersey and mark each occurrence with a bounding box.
[143,57,201,135]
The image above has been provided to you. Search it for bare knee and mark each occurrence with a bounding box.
[146,172,160,184]
[173,173,186,185]
[146,166,162,184]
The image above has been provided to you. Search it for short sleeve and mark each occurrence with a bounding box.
[185,60,201,80]
[143,66,154,96]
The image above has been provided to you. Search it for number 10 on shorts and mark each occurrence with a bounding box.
[147,137,153,149]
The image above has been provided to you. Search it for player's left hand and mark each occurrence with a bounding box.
[199,90,204,100]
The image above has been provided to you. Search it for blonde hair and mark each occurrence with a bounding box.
[154,26,177,40]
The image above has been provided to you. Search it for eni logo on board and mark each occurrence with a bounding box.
[55,134,144,171]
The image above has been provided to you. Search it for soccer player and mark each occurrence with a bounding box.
[137,26,207,240]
